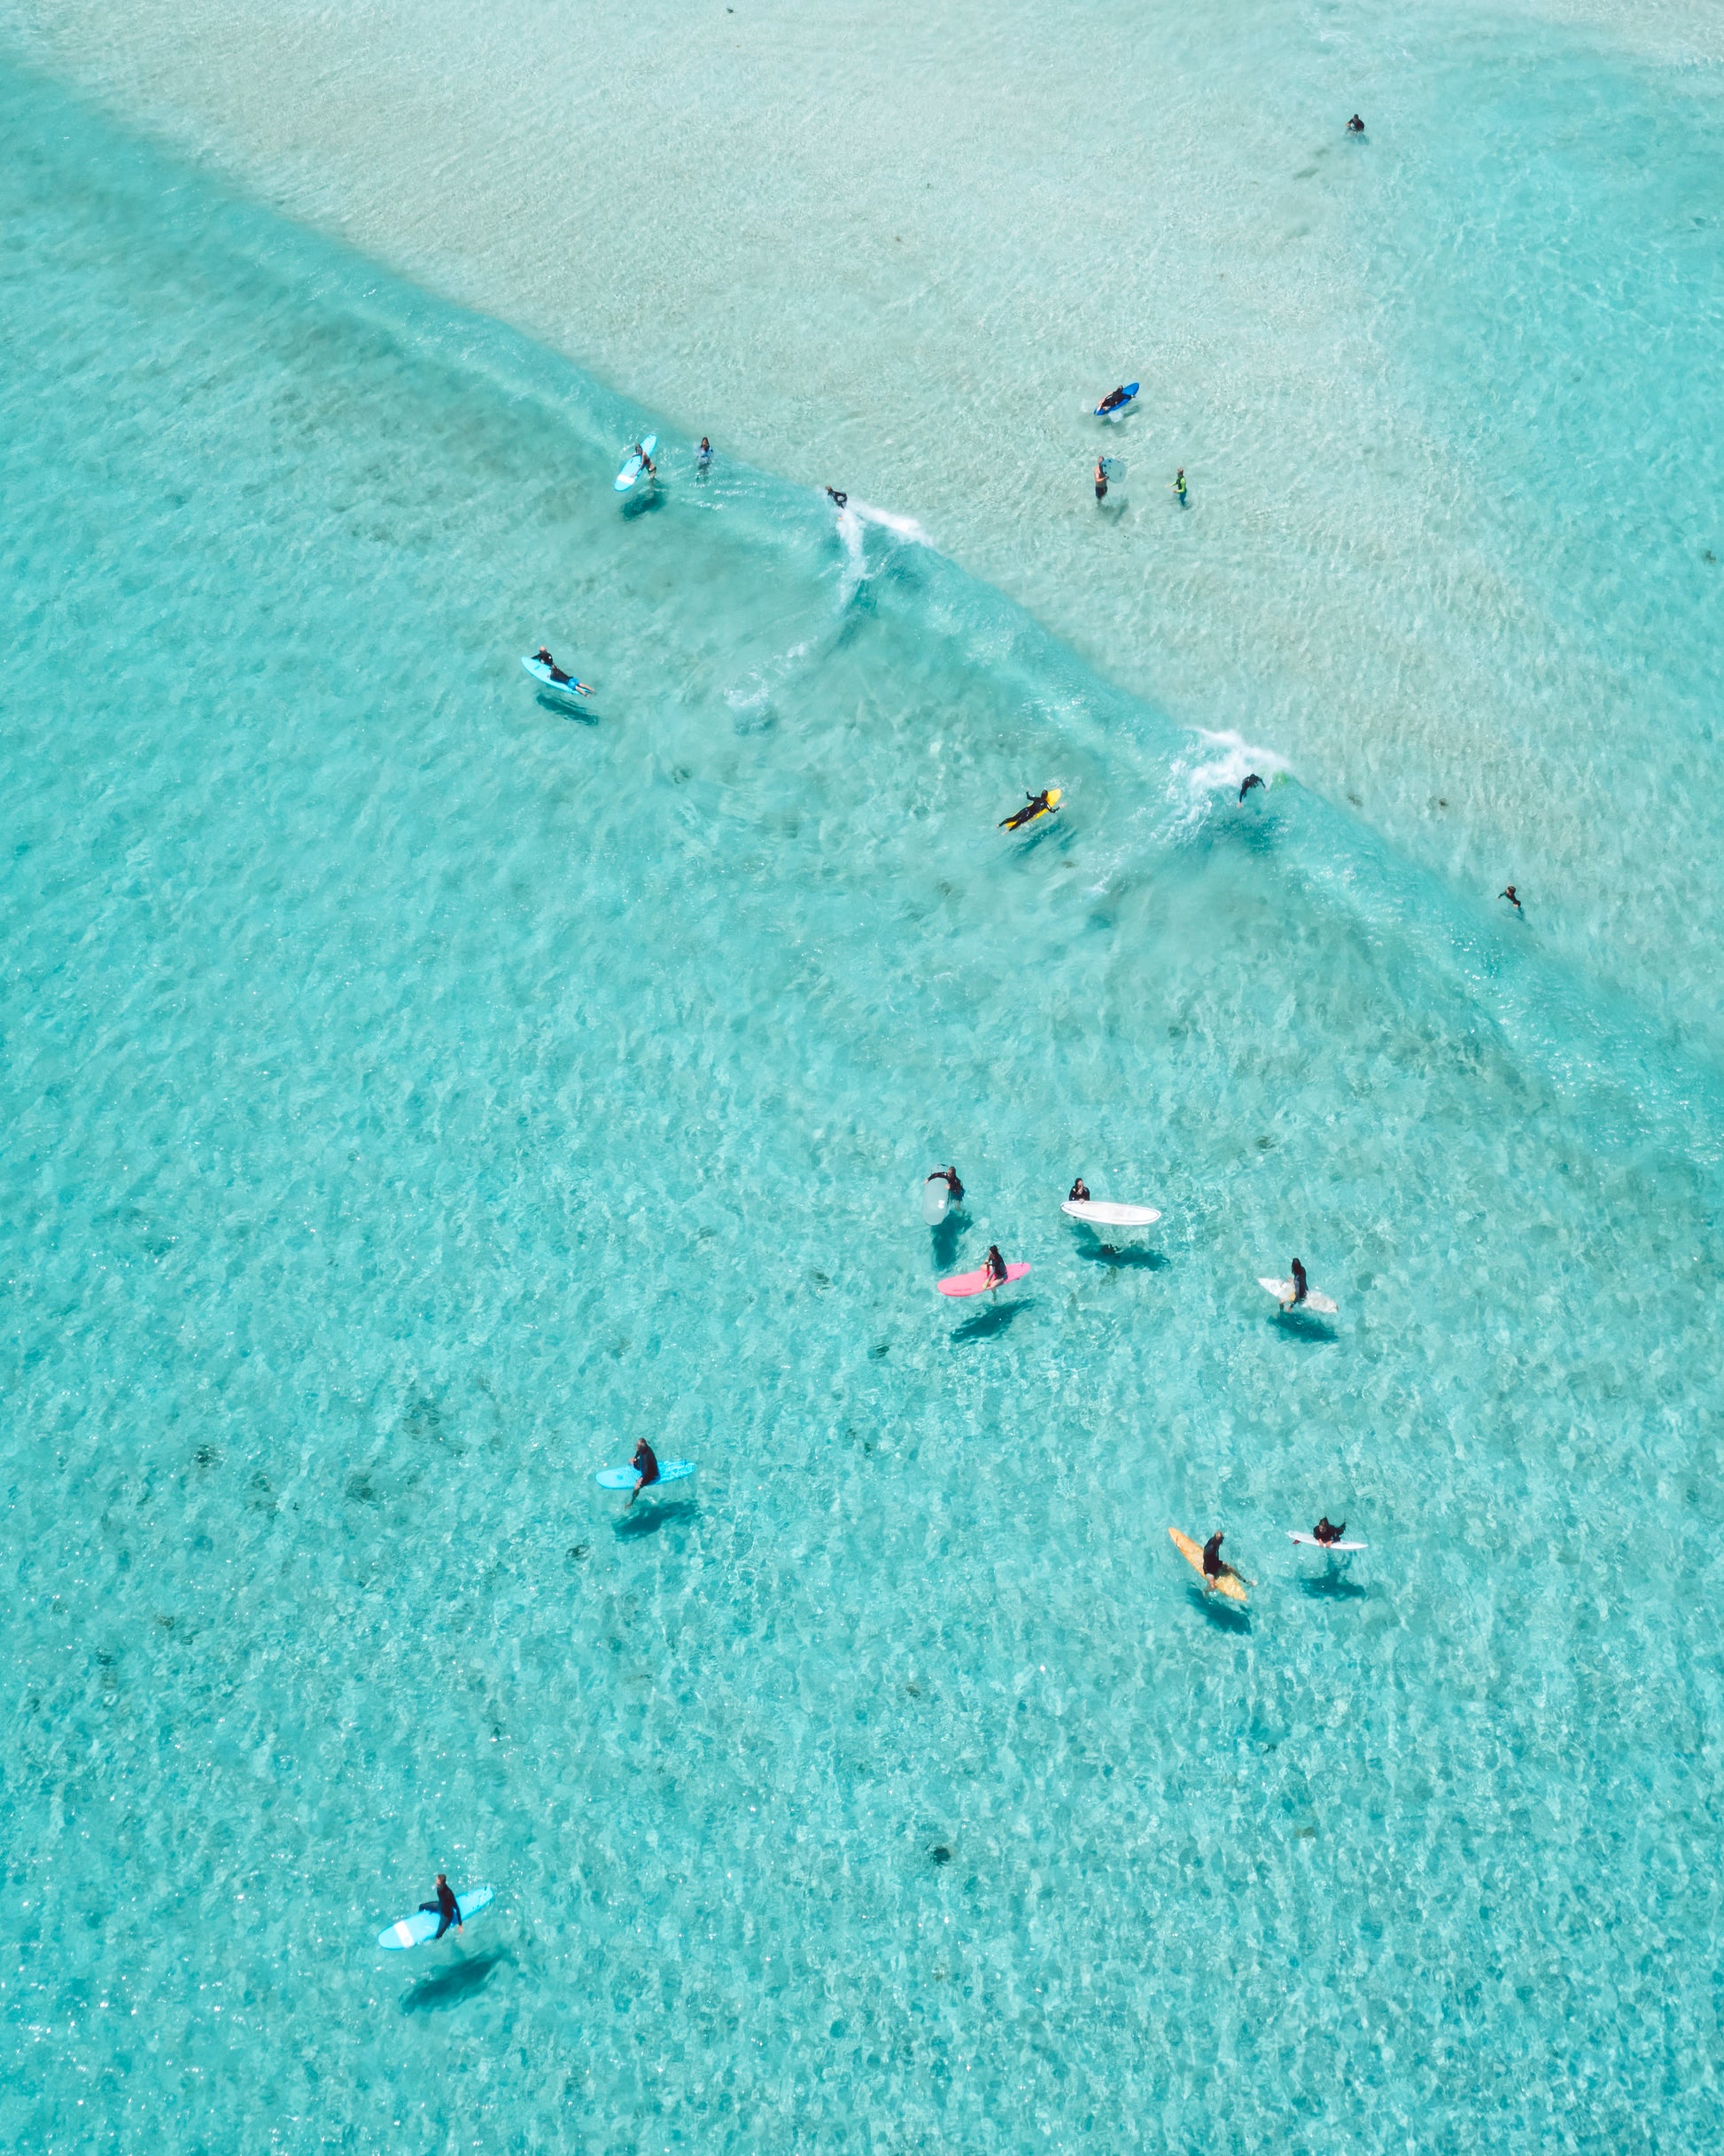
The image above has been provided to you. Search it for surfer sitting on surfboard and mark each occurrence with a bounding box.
[626,1436,660,1510]
[1289,1258,1309,1306]
[983,1245,1009,1289]
[418,1875,462,1941]
[1068,1178,1090,1203]
[1312,1516,1347,1546]
[1000,789,1060,832]
[1202,1531,1226,1583]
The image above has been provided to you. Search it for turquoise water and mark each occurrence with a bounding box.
[4,41,1724,2156]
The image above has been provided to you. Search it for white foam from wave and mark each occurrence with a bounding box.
[1169,728,1294,826]
[835,496,933,606]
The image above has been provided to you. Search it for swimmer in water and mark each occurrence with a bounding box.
[697,436,712,469]
[1239,773,1265,803]
[1313,1516,1347,1546]
[1202,1530,1225,1582]
[1501,884,1522,912]
[1289,1257,1309,1306]
[1094,456,1108,503]
[999,789,1061,831]
[982,1244,1009,1289]
[1068,1178,1091,1203]
[1347,113,1365,133]
[826,486,848,510]
[1171,468,1187,503]
[1097,385,1130,414]
[418,1874,462,1941]
[625,1436,661,1510]
[928,1165,965,1203]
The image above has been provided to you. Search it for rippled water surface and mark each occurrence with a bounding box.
[4,47,1724,2156]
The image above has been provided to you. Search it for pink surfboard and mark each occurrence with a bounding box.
[936,1262,1030,1298]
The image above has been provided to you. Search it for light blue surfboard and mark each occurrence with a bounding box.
[614,434,658,492]
[595,1459,696,1491]
[377,1884,493,1950]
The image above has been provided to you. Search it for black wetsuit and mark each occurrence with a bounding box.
[1314,1519,1347,1546]
[1202,1533,1224,1579]
[1290,1260,1309,1305]
[1069,1180,1090,1203]
[419,1880,461,1940]
[633,1441,660,1492]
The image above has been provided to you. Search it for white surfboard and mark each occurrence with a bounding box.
[1288,1531,1367,1551]
[1062,1199,1161,1228]
[921,1176,952,1226]
[1260,1276,1338,1315]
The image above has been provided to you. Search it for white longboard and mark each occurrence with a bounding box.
[1062,1199,1161,1228]
[1260,1276,1338,1315]
[1288,1531,1367,1551]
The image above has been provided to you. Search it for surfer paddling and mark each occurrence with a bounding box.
[1000,789,1061,832]
[1312,1516,1347,1546]
[625,1436,661,1510]
[532,648,594,696]
[1097,385,1130,415]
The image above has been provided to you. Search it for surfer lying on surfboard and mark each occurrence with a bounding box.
[1000,788,1061,832]
[532,648,594,695]
[1313,1515,1347,1546]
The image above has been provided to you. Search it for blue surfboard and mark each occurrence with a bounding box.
[1093,383,1139,417]
[378,1884,493,1950]
[614,434,658,492]
[522,656,594,696]
[595,1459,697,1491]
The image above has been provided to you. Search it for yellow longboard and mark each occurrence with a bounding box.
[1169,1527,1248,1604]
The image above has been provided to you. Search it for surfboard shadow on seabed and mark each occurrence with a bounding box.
[400,1950,510,2017]
[950,1297,1034,1346]
[613,1496,699,1539]
[1187,1585,1251,1633]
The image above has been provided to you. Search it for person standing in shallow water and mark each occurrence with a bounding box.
[1094,455,1108,503]
[419,1874,462,1941]
[625,1436,660,1510]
